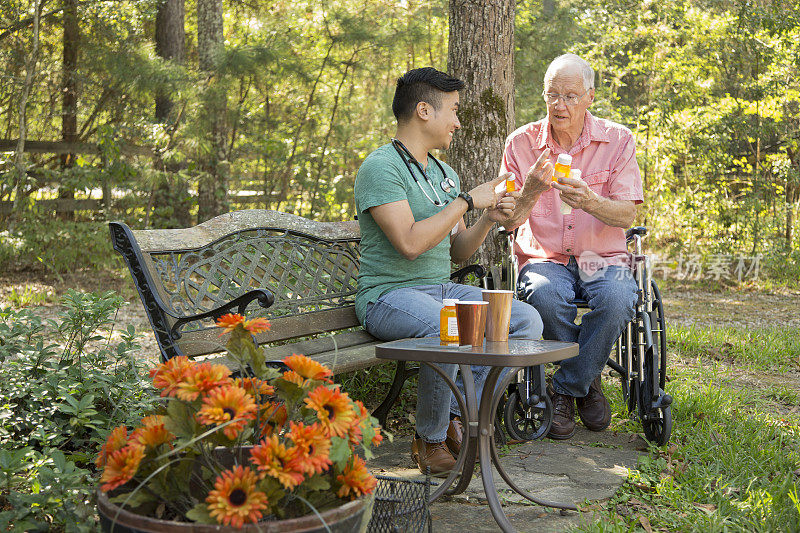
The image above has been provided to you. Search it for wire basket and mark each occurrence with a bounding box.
[367,474,433,533]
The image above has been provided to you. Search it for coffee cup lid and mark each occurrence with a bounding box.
[456,300,488,305]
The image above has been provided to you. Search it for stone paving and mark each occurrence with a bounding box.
[367,426,647,532]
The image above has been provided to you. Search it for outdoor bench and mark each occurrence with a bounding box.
[109,209,482,425]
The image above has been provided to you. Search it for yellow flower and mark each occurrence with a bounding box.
[206,465,268,528]
[304,386,357,438]
[197,385,258,440]
[336,456,377,499]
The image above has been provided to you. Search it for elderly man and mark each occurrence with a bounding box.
[500,54,643,439]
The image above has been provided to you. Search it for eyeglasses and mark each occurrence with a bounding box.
[542,89,589,106]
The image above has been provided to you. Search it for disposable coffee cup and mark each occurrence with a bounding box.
[482,290,513,342]
[455,301,488,346]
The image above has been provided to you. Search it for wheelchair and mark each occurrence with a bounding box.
[493,226,673,446]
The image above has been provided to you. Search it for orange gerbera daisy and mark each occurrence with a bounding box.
[215,313,271,335]
[250,435,305,490]
[206,465,268,528]
[99,444,145,492]
[175,362,232,402]
[233,377,275,397]
[258,401,287,438]
[283,354,333,383]
[286,421,332,475]
[130,415,175,449]
[197,385,258,440]
[336,456,377,499]
[304,386,357,438]
[281,370,307,387]
[96,425,128,468]
[149,356,193,398]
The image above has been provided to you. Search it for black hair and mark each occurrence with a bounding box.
[392,67,465,122]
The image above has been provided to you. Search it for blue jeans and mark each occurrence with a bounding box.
[517,258,637,398]
[364,282,543,443]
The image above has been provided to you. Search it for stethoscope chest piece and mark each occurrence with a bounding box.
[440,177,455,193]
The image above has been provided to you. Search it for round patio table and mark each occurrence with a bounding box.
[376,338,579,533]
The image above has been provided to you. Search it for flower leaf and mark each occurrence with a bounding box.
[329,436,350,468]
[164,399,196,441]
[185,503,217,524]
[301,474,331,492]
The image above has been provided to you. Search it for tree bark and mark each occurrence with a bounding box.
[196,0,228,223]
[447,0,515,272]
[10,0,46,226]
[59,0,78,219]
[151,0,190,228]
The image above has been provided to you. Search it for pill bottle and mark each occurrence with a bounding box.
[506,177,516,193]
[552,153,572,182]
[440,299,459,343]
[561,168,582,215]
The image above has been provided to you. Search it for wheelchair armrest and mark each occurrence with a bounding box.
[626,226,648,242]
[450,264,487,284]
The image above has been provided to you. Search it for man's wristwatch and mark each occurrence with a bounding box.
[457,191,474,212]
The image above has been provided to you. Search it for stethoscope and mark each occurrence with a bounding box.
[391,138,456,207]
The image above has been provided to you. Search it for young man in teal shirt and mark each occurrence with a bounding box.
[354,67,544,475]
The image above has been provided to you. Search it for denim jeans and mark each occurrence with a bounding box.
[517,258,637,398]
[364,282,543,443]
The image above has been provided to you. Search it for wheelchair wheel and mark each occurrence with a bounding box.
[638,371,672,446]
[651,280,668,390]
[503,389,552,441]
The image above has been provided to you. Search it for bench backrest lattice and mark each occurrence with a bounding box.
[110,210,362,362]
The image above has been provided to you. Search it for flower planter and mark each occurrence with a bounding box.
[97,490,373,533]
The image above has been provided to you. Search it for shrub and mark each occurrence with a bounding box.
[0,290,156,531]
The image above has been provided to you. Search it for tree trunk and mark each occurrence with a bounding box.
[10,0,46,227]
[447,0,515,272]
[151,0,190,228]
[59,0,78,219]
[196,0,228,222]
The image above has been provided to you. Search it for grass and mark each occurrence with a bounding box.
[669,324,800,371]
[574,327,800,532]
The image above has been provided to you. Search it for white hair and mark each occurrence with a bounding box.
[544,54,595,91]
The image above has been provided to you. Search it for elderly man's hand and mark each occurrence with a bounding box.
[552,175,598,212]
[520,148,553,203]
[487,190,520,223]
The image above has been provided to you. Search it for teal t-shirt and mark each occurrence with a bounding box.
[354,143,461,324]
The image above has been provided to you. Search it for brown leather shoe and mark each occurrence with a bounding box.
[576,376,612,432]
[446,417,463,456]
[411,438,455,477]
[546,386,576,440]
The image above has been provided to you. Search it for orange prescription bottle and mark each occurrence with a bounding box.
[440,299,459,343]
[560,168,582,215]
[552,153,572,182]
[506,177,516,193]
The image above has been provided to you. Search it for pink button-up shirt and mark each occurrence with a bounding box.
[501,111,643,273]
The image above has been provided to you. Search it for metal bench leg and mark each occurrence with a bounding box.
[372,360,418,428]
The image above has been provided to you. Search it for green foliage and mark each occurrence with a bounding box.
[0,213,119,276]
[669,323,800,371]
[0,291,156,531]
[581,353,800,532]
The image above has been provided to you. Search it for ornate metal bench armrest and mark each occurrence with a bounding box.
[169,289,275,342]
